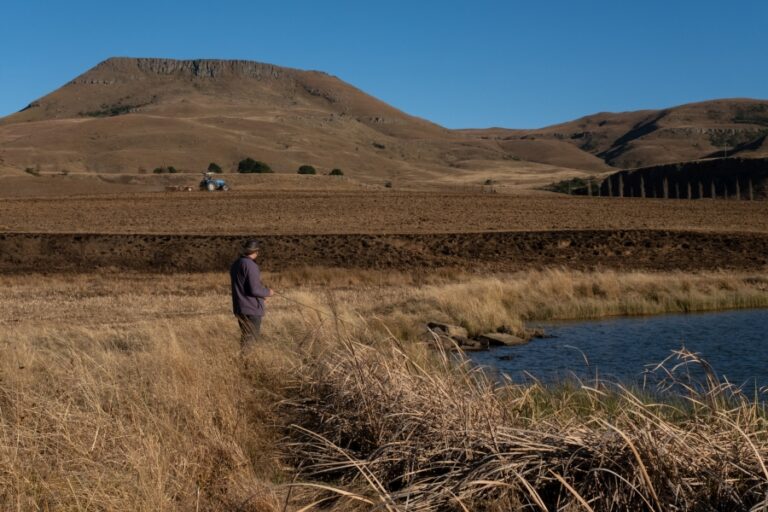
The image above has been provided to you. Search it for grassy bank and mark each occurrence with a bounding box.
[2,268,768,509]
[286,339,768,510]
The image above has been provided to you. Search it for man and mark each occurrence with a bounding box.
[230,239,274,351]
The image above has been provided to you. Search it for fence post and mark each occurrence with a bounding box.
[675,182,680,199]
[640,175,646,198]
[749,178,754,201]
[710,180,716,199]
[618,174,624,198]
[663,176,669,199]
[687,181,692,200]
[698,181,704,199]
[735,179,741,200]
[587,180,592,196]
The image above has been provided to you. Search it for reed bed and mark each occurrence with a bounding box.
[286,337,768,511]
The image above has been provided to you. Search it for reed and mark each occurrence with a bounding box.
[285,337,768,511]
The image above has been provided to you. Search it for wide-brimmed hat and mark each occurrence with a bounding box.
[241,239,261,255]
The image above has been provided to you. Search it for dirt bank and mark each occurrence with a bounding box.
[1,230,766,273]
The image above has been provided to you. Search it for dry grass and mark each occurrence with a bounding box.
[2,268,768,510]
[286,339,768,511]
[0,318,285,511]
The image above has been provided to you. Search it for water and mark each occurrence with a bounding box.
[469,308,768,391]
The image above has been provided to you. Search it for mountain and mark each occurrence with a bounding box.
[1,57,766,186]
[462,99,768,169]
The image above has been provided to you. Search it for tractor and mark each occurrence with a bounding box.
[199,172,230,192]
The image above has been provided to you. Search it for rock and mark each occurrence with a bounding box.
[423,328,489,352]
[524,327,551,339]
[454,336,489,351]
[477,333,528,347]
[426,322,469,339]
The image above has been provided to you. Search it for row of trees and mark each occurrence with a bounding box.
[233,158,343,176]
[151,159,345,175]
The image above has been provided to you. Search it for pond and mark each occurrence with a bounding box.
[469,308,768,392]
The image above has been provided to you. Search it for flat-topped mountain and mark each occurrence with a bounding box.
[1,57,766,186]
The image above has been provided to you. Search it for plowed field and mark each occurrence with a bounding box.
[1,191,766,235]
[2,191,767,273]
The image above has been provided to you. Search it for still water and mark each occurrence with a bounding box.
[469,308,768,391]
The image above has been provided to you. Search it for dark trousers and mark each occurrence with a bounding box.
[236,314,262,350]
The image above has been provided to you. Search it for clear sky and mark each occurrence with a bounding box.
[1,0,766,129]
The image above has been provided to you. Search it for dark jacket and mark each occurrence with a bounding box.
[230,257,270,316]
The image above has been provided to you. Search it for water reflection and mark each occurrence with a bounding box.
[469,309,768,392]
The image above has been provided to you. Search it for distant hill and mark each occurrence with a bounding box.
[463,99,768,169]
[1,57,766,186]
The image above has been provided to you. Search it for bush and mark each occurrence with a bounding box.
[329,168,344,176]
[238,158,272,173]
[153,166,178,174]
[207,162,222,173]
[384,181,393,188]
[297,165,316,175]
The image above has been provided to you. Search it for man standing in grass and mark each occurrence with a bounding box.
[230,239,274,351]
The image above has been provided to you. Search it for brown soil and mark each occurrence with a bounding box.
[2,230,767,273]
[1,191,767,235]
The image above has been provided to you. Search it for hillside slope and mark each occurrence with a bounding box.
[1,58,766,187]
[463,99,768,169]
[0,57,606,186]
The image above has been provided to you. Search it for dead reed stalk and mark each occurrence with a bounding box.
[284,336,768,511]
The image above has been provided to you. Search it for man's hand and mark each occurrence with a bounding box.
[267,288,275,297]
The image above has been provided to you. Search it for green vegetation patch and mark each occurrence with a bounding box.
[238,158,273,173]
[297,165,316,175]
[543,177,596,195]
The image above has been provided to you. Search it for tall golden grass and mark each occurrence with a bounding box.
[2,268,768,510]
[286,338,768,510]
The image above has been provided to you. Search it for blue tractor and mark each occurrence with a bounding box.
[199,172,230,192]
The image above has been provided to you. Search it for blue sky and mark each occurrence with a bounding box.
[1,0,766,128]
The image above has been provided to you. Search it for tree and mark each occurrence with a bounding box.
[297,165,316,175]
[238,158,272,173]
[329,168,344,176]
[207,162,222,173]
[153,166,179,174]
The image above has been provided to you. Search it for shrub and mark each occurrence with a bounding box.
[329,168,344,176]
[238,158,272,173]
[207,162,222,173]
[297,165,316,175]
[24,167,40,177]
[152,166,178,174]
[384,181,393,188]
